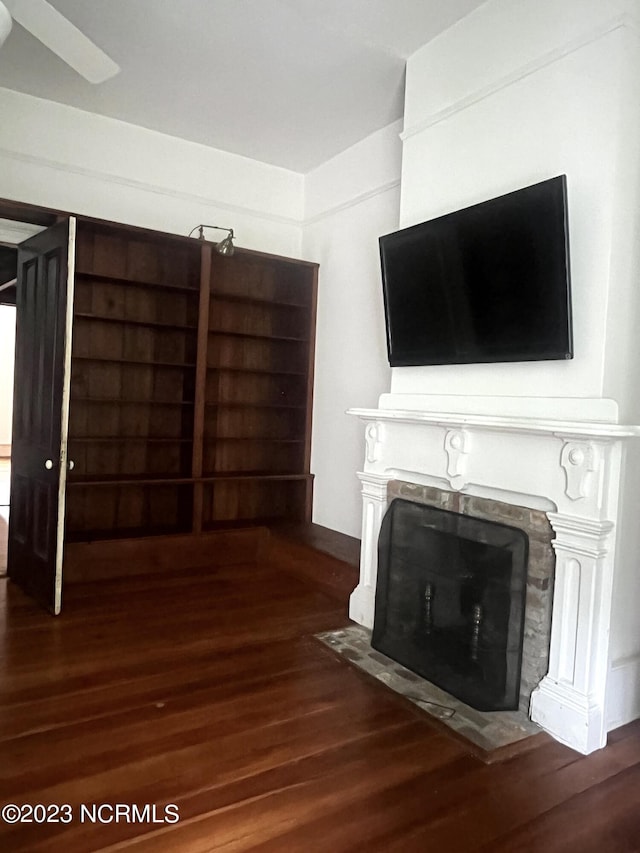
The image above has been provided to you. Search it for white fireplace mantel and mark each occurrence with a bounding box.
[347,397,640,755]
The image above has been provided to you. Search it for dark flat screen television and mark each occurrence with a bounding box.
[379,175,573,367]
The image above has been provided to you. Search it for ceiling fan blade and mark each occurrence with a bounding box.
[4,0,119,83]
[0,2,12,47]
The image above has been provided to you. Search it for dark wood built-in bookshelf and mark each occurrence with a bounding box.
[65,221,317,543]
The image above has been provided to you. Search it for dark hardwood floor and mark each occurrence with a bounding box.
[1,533,639,851]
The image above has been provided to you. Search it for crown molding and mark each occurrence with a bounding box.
[0,145,301,229]
[0,138,402,234]
[303,178,400,228]
[401,13,639,143]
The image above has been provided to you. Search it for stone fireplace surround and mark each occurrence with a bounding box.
[348,394,640,755]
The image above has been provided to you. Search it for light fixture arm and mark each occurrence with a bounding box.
[188,224,234,241]
[188,224,236,256]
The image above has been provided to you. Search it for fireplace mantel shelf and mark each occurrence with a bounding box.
[347,407,640,441]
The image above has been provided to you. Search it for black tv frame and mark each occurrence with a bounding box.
[380,175,573,367]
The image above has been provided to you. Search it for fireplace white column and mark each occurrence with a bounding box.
[349,471,392,628]
[530,512,617,753]
[348,399,640,754]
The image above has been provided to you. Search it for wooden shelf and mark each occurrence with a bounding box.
[68,436,192,443]
[202,517,301,531]
[68,472,310,486]
[206,437,305,444]
[205,402,305,410]
[65,524,191,543]
[204,472,309,481]
[70,396,195,406]
[206,366,306,377]
[73,355,196,368]
[211,292,308,310]
[208,328,308,343]
[76,271,199,296]
[75,312,196,333]
[68,475,195,486]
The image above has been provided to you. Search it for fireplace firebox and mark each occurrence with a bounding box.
[373,499,529,711]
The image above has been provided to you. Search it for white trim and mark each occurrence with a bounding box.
[349,584,377,631]
[348,407,640,441]
[303,179,401,227]
[607,655,640,731]
[349,471,393,628]
[1,141,401,235]
[0,145,301,229]
[53,216,76,616]
[530,677,605,754]
[401,13,640,143]
[529,513,618,753]
[548,513,614,558]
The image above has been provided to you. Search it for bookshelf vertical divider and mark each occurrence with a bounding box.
[191,243,212,534]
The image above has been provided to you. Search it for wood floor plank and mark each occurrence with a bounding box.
[0,534,639,852]
[99,727,464,853]
[479,760,640,853]
[0,638,331,741]
[27,722,431,852]
[238,737,583,852]
[372,721,640,852]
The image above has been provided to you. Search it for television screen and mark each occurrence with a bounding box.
[379,175,573,367]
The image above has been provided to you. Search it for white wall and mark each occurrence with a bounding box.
[396,0,640,731]
[604,25,640,717]
[0,305,16,449]
[601,25,640,422]
[395,0,640,412]
[0,87,304,256]
[303,123,402,536]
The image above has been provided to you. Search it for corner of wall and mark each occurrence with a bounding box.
[302,123,401,537]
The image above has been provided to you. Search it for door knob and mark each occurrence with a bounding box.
[45,459,53,470]
[68,460,75,470]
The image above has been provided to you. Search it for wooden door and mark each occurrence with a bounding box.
[8,218,76,614]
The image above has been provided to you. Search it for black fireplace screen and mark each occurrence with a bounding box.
[372,499,529,711]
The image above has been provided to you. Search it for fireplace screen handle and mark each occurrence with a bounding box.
[424,582,434,634]
[471,603,483,661]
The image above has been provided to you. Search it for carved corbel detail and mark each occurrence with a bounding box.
[365,422,382,464]
[444,428,469,489]
[560,441,598,501]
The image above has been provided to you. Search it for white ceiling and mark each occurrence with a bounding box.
[0,0,487,172]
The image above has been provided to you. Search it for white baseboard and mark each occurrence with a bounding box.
[607,655,640,731]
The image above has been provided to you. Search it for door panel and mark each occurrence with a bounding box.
[8,218,75,614]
